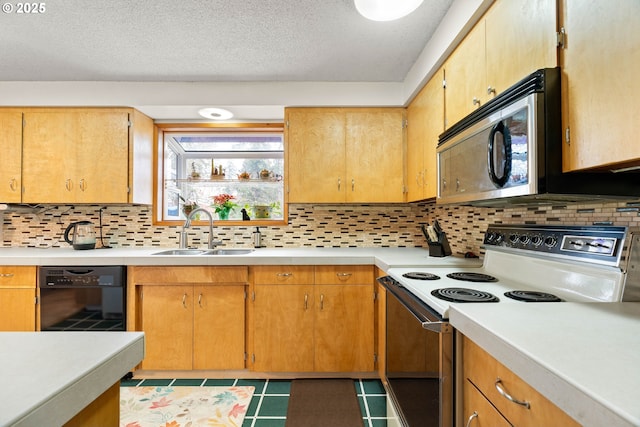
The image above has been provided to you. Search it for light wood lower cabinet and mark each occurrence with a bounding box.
[462,335,580,427]
[252,265,375,373]
[0,266,36,331]
[129,266,247,371]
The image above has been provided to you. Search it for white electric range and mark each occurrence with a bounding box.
[384,224,630,320]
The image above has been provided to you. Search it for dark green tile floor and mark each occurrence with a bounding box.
[121,378,396,426]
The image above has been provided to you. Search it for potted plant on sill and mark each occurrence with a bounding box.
[212,193,238,220]
[179,195,199,219]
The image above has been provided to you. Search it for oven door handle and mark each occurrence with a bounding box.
[378,276,450,333]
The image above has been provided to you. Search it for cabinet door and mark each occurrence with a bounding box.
[0,289,36,331]
[406,70,444,201]
[463,379,512,427]
[314,284,374,372]
[485,0,557,96]
[444,21,487,129]
[253,284,314,372]
[75,111,129,203]
[22,111,76,203]
[286,108,346,203]
[345,109,405,202]
[193,285,245,370]
[140,286,193,370]
[0,111,23,203]
[560,0,640,171]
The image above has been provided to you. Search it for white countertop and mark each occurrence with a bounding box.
[450,302,640,427]
[0,331,144,427]
[0,246,481,270]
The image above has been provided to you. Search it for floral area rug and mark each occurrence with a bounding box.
[120,385,255,427]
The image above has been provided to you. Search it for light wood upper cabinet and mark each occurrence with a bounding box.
[560,0,640,171]
[445,21,487,128]
[0,110,23,203]
[0,266,36,331]
[485,0,557,97]
[22,110,129,203]
[406,68,444,201]
[345,109,405,202]
[286,107,405,203]
[445,0,557,129]
[286,108,346,203]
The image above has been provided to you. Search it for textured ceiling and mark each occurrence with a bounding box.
[0,0,453,83]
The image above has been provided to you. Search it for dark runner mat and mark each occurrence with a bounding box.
[285,379,364,427]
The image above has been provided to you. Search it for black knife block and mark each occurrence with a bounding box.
[428,232,452,257]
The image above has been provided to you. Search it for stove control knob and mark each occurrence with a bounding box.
[508,234,519,245]
[544,235,558,248]
[519,235,531,245]
[531,234,543,246]
[485,232,497,244]
[495,233,504,244]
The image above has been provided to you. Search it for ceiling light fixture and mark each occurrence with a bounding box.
[198,107,234,120]
[354,0,424,21]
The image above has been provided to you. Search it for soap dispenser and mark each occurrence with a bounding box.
[253,227,264,248]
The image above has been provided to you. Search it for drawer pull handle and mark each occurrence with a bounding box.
[276,273,293,277]
[495,378,530,409]
[336,273,352,277]
[198,293,203,308]
[182,293,187,308]
[320,293,324,310]
[465,411,478,427]
[0,273,15,278]
[9,178,18,192]
[304,293,308,310]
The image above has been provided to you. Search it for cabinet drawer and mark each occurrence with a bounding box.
[314,265,373,285]
[0,266,36,288]
[252,266,314,285]
[130,266,248,284]
[463,336,579,427]
[463,379,511,427]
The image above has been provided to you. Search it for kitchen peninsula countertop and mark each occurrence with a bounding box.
[450,303,640,427]
[0,331,144,427]
[0,246,481,269]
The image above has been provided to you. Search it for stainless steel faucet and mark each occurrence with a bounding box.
[179,208,221,249]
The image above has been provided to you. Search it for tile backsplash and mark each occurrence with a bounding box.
[2,200,639,256]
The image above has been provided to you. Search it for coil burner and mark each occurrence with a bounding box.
[446,272,498,282]
[431,288,499,303]
[504,290,563,302]
[402,272,441,281]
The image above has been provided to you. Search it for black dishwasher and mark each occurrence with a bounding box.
[38,266,126,331]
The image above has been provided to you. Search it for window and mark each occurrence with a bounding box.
[156,124,285,224]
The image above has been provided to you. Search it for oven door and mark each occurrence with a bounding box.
[379,276,453,427]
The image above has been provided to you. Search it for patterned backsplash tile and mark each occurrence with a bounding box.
[2,200,639,256]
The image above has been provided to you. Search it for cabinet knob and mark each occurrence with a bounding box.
[65,179,73,191]
[0,273,15,278]
[472,97,481,106]
[487,86,496,95]
[79,179,87,192]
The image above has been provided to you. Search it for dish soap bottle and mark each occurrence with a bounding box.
[253,227,263,248]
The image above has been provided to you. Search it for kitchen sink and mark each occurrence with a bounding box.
[152,248,254,256]
[208,248,254,255]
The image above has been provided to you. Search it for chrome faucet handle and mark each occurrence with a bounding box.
[209,239,223,249]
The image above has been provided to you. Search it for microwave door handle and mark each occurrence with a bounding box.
[487,120,512,188]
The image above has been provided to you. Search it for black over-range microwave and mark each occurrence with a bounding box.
[436,67,640,206]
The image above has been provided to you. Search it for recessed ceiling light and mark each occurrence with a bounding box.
[354,0,424,21]
[198,107,234,120]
